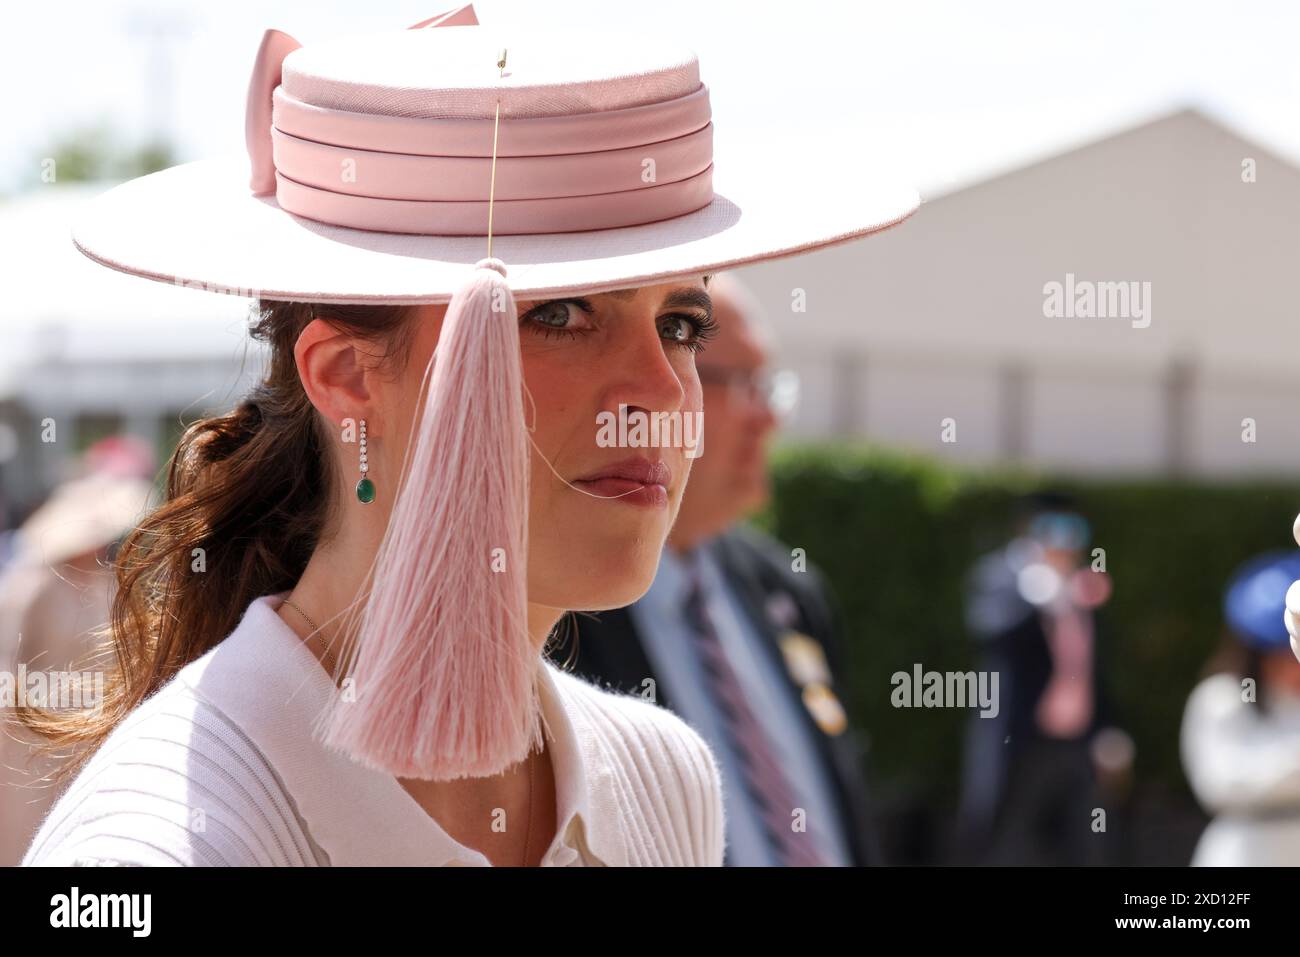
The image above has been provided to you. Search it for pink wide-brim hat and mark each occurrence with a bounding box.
[70,4,920,305]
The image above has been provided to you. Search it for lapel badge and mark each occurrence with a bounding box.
[802,681,848,736]
[778,630,832,687]
[778,632,846,735]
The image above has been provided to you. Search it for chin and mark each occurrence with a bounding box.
[590,544,664,610]
[538,575,659,614]
[575,580,655,612]
[527,491,676,611]
[533,538,665,612]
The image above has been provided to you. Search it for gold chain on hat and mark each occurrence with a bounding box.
[486,48,539,868]
[487,47,506,259]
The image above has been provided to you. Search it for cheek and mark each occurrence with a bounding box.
[522,354,587,451]
[373,318,440,494]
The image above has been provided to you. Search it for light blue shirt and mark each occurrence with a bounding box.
[630,543,852,866]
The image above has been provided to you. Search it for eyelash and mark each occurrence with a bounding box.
[520,297,719,353]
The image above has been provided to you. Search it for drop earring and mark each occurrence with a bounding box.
[355,418,375,504]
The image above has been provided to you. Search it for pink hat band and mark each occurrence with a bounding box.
[246,19,717,236]
[270,85,714,235]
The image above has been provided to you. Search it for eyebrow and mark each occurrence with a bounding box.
[599,287,713,315]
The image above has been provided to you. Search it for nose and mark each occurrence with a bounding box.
[596,317,690,425]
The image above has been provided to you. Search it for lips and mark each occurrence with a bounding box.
[572,457,672,508]
[575,457,672,486]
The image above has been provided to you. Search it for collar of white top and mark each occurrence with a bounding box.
[181,591,625,866]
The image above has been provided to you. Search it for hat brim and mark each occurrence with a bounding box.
[72,150,920,305]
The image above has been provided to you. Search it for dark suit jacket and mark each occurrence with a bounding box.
[545,523,883,866]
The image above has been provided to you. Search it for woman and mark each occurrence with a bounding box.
[1182,550,1300,866]
[19,7,918,866]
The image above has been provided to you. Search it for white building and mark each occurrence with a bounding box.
[733,108,1300,477]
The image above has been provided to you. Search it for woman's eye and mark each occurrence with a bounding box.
[520,299,595,339]
[659,313,718,353]
[529,301,575,328]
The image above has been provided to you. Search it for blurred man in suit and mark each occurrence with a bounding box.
[547,272,881,866]
[956,492,1133,865]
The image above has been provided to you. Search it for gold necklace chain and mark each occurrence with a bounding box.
[280,597,338,676]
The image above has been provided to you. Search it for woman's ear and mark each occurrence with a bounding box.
[293,317,375,428]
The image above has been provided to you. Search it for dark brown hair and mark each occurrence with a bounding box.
[21,300,419,781]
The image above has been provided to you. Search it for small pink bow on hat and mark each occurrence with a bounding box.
[245,5,480,196]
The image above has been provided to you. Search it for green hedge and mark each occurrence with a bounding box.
[753,443,1300,809]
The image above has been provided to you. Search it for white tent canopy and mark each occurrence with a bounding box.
[0,183,255,398]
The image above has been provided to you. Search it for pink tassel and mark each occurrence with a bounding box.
[320,257,542,781]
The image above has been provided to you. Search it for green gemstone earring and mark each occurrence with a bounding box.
[355,418,375,504]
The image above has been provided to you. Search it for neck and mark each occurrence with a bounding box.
[278,520,559,864]
[283,532,563,673]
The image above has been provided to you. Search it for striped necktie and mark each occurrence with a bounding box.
[681,552,828,866]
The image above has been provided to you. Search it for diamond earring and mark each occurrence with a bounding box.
[356,418,374,504]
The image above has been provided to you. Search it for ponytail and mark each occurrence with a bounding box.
[21,299,417,781]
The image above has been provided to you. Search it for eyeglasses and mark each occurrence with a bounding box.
[695,366,800,416]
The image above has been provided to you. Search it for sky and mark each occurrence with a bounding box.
[2,0,1298,198]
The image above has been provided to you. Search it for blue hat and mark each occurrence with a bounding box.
[1223,550,1300,651]
[1027,511,1090,551]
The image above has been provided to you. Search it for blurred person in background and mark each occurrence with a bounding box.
[956,492,1133,865]
[0,436,155,865]
[1182,549,1300,866]
[546,272,882,866]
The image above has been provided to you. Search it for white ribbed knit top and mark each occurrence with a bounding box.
[22,592,725,867]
